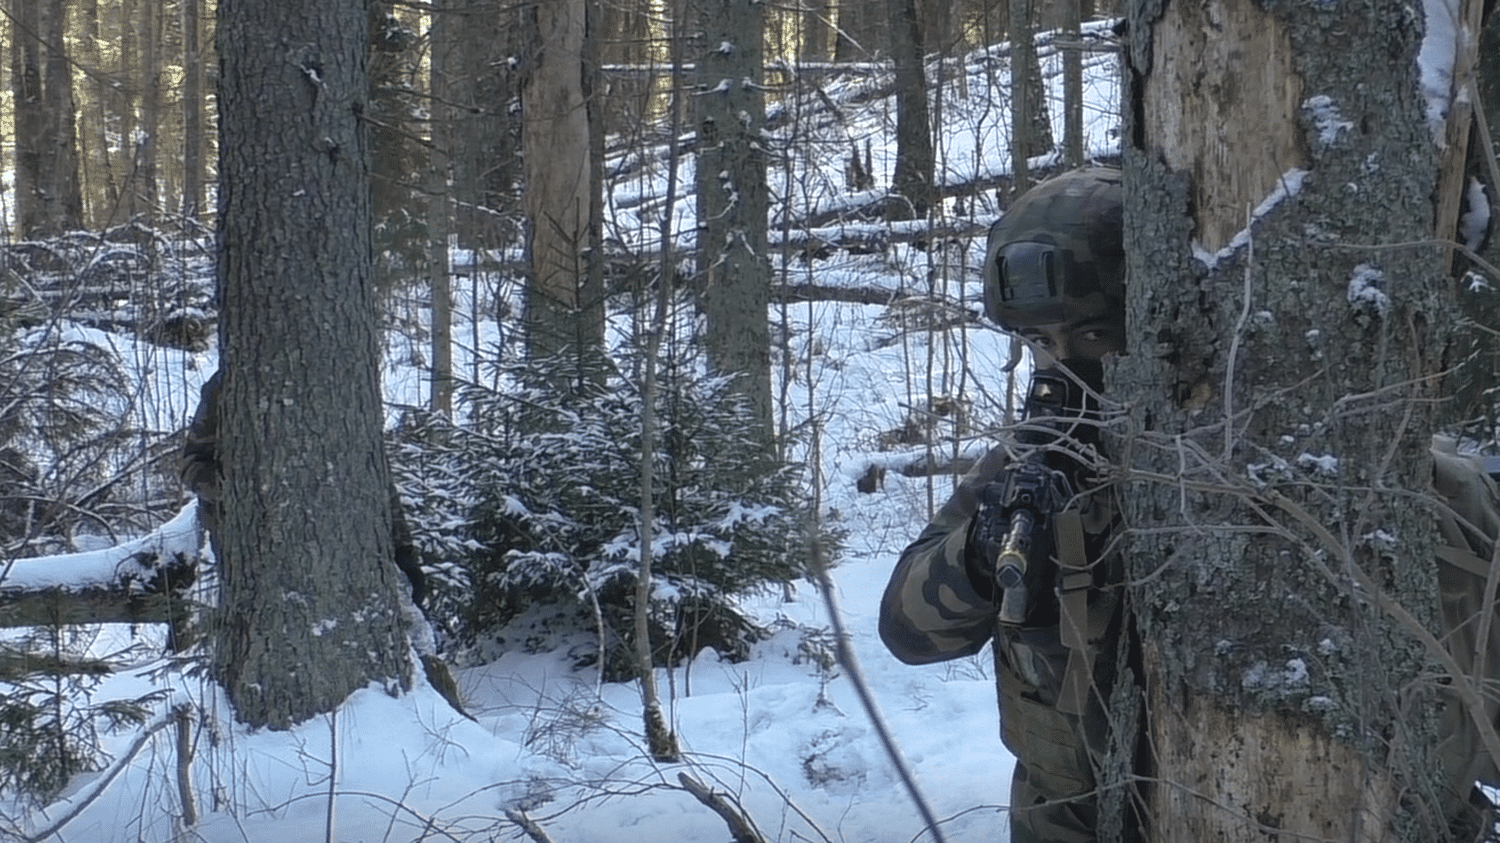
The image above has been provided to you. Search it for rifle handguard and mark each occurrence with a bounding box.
[994,509,1034,589]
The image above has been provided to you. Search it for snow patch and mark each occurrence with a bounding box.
[1346,263,1391,318]
[1242,658,1311,694]
[1417,0,1461,139]
[1460,176,1492,252]
[1194,169,1310,269]
[1302,95,1354,149]
[1297,452,1341,477]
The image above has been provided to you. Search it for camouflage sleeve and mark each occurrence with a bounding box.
[179,370,222,503]
[878,446,1008,665]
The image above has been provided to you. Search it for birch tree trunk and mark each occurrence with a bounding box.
[215,0,411,730]
[1114,0,1482,837]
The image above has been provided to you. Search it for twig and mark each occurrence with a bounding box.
[808,535,951,843]
[325,710,337,843]
[505,808,557,843]
[678,772,767,843]
[24,703,187,842]
[175,705,198,829]
[1223,202,1255,462]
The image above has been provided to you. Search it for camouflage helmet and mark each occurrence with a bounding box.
[983,166,1124,331]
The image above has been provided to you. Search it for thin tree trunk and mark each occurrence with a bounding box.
[887,0,933,220]
[182,0,204,220]
[429,0,454,416]
[137,0,160,221]
[1060,0,1083,168]
[11,0,84,236]
[1008,0,1049,196]
[692,0,773,444]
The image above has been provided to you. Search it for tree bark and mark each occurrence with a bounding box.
[11,0,84,237]
[887,0,934,220]
[692,0,773,442]
[429,0,454,416]
[1060,0,1083,168]
[135,0,160,222]
[522,0,597,372]
[181,0,204,220]
[1008,0,1051,196]
[215,0,411,730]
[1116,0,1476,837]
[447,0,521,251]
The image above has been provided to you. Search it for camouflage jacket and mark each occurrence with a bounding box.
[878,446,1120,666]
[177,369,425,605]
[179,371,223,533]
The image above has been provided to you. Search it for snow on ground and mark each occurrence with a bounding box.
[8,296,1019,843]
[1,31,1136,843]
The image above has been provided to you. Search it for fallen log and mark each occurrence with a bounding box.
[0,505,200,628]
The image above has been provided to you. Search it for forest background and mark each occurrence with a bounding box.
[2,0,1500,840]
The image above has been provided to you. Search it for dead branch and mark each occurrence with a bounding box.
[677,772,767,843]
[504,809,557,843]
[23,703,188,843]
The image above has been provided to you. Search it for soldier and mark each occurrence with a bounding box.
[180,369,427,607]
[879,166,1500,842]
[879,166,1134,843]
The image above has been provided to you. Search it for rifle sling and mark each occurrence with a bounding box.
[1055,507,1096,717]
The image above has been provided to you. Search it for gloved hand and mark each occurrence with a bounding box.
[962,485,1006,603]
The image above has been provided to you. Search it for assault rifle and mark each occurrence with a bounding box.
[974,366,1098,625]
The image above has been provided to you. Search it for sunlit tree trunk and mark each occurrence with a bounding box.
[215,0,411,730]
[1114,0,1482,837]
[521,0,599,374]
[691,0,772,442]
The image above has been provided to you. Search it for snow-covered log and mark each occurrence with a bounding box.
[0,505,200,628]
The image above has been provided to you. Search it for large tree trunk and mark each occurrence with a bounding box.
[1115,0,1479,838]
[215,0,412,730]
[521,0,597,372]
[692,0,773,442]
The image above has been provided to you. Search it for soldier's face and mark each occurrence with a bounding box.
[1011,300,1126,367]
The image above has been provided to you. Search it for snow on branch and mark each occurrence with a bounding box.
[0,504,201,627]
